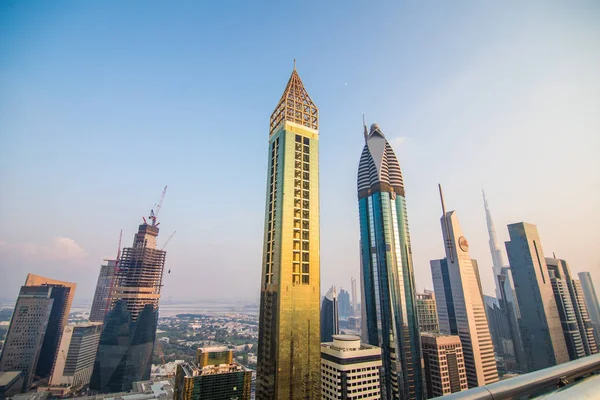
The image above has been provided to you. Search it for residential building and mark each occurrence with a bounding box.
[421,332,468,398]
[89,259,117,323]
[0,286,55,390]
[321,286,339,343]
[174,348,251,400]
[431,185,498,388]
[505,223,569,371]
[578,272,600,345]
[546,257,597,357]
[321,335,382,400]
[256,65,321,399]
[49,322,103,388]
[90,214,167,393]
[358,121,424,399]
[416,291,439,333]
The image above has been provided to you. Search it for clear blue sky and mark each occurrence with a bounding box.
[1,1,599,304]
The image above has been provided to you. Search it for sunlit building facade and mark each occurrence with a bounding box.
[357,122,424,399]
[256,66,321,399]
[431,186,498,388]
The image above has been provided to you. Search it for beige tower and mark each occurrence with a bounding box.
[256,65,321,399]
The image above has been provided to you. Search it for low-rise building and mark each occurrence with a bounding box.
[321,335,382,400]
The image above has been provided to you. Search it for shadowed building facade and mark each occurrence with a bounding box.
[357,122,424,399]
[90,221,167,393]
[505,223,569,371]
[578,272,600,348]
[256,66,321,399]
[321,286,339,343]
[89,259,118,323]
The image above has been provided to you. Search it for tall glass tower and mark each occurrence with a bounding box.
[256,65,321,399]
[357,122,424,400]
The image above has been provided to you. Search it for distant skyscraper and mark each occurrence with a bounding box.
[431,185,498,388]
[546,257,597,357]
[483,191,505,300]
[483,296,516,373]
[578,271,600,345]
[505,223,569,371]
[90,212,167,393]
[320,335,382,400]
[49,322,103,388]
[0,286,55,391]
[416,291,439,333]
[174,347,252,400]
[358,122,424,399]
[89,259,117,323]
[256,65,321,399]
[351,277,358,317]
[321,287,339,343]
[338,289,352,318]
[482,193,525,372]
[421,332,468,398]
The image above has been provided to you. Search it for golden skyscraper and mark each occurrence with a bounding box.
[256,65,321,399]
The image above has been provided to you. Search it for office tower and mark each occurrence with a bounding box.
[24,274,76,380]
[90,212,167,393]
[321,335,382,400]
[430,185,498,388]
[49,322,102,388]
[416,291,439,333]
[89,259,118,323]
[256,65,321,399]
[0,286,55,390]
[578,272,600,345]
[351,277,358,316]
[546,258,597,357]
[174,347,252,400]
[321,286,339,342]
[421,332,468,398]
[338,289,353,318]
[505,223,569,371]
[357,121,424,399]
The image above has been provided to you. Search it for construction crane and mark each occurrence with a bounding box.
[161,231,177,251]
[149,186,167,227]
[104,230,122,316]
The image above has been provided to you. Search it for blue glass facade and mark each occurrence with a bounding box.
[358,122,424,400]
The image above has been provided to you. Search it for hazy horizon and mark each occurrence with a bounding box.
[1,1,599,305]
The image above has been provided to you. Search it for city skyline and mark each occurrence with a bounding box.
[1,2,600,305]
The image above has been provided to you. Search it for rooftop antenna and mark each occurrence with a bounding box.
[363,114,368,141]
[439,184,455,263]
[293,58,296,71]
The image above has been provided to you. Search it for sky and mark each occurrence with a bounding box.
[1,1,599,306]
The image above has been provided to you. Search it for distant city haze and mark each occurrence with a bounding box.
[1,2,599,305]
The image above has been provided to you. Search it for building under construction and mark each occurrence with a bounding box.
[90,188,168,393]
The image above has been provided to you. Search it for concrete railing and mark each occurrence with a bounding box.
[435,353,600,399]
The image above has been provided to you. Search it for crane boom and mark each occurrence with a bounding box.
[161,230,176,250]
[149,186,167,226]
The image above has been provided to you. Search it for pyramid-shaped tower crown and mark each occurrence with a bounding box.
[270,67,318,135]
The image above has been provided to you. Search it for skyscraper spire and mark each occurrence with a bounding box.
[483,190,505,300]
